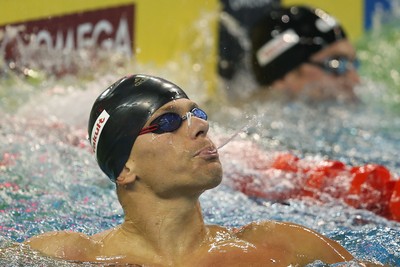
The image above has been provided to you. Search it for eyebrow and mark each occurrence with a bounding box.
[160,102,199,114]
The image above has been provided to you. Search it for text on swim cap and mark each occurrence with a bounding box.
[315,17,338,33]
[256,29,299,67]
[134,77,148,86]
[90,109,110,158]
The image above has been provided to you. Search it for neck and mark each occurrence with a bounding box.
[118,186,209,259]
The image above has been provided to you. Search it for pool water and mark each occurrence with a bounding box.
[1,22,400,267]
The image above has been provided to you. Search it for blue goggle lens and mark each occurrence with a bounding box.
[309,57,359,76]
[139,107,207,135]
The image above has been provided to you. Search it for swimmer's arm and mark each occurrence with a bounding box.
[287,226,387,266]
[24,231,99,261]
[280,221,354,262]
[292,223,355,262]
[237,221,353,263]
[282,222,354,262]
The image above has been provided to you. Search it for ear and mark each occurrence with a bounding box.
[271,78,286,90]
[116,158,137,185]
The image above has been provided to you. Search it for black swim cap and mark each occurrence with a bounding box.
[251,5,347,86]
[88,74,189,181]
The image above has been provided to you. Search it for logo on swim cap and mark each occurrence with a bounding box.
[314,8,338,33]
[90,109,110,159]
[134,76,148,87]
[315,17,338,33]
[256,29,300,67]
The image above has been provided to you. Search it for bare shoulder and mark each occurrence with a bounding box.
[236,220,354,263]
[206,224,232,235]
[24,230,100,261]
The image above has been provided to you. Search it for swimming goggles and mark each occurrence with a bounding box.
[308,57,360,76]
[138,107,208,135]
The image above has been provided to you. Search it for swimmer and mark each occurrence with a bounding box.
[250,5,360,102]
[19,74,380,266]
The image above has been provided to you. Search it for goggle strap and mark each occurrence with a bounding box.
[139,125,159,135]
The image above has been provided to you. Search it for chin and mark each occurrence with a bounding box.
[205,166,223,189]
[193,161,223,189]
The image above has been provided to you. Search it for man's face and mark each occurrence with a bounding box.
[277,39,360,102]
[129,98,223,198]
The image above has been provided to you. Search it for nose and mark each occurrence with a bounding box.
[340,68,360,96]
[347,68,360,85]
[187,116,209,139]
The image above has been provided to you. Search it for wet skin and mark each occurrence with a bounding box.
[22,99,363,266]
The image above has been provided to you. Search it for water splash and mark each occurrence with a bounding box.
[1,10,400,267]
[217,125,248,150]
[216,114,264,150]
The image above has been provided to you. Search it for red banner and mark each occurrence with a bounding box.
[0,4,135,71]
